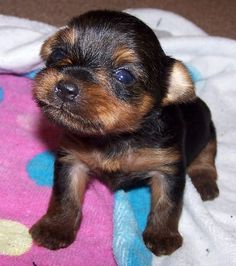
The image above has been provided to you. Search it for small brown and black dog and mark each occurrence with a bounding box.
[30,10,219,256]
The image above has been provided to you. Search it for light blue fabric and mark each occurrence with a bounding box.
[22,69,40,79]
[0,87,4,102]
[186,64,203,83]
[26,151,55,187]
[113,188,152,266]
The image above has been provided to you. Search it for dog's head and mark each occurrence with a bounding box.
[34,10,195,135]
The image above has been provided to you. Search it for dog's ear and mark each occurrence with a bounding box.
[40,26,76,62]
[40,33,58,62]
[161,60,196,106]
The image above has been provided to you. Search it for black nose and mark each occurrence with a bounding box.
[55,81,79,101]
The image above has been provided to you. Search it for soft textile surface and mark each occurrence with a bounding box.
[0,78,115,265]
[0,14,56,73]
[0,8,236,266]
[0,75,115,265]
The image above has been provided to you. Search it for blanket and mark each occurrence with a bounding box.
[0,77,114,266]
[0,8,236,266]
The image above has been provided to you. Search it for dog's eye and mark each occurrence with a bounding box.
[52,48,67,60]
[46,48,67,66]
[113,69,135,85]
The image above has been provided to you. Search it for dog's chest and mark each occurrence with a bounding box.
[73,147,135,173]
[65,140,180,177]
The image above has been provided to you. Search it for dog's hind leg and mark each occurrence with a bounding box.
[187,132,219,201]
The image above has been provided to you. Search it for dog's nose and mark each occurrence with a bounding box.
[55,81,79,101]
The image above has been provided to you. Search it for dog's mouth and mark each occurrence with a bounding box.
[37,100,104,135]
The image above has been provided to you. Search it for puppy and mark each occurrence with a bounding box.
[30,10,219,256]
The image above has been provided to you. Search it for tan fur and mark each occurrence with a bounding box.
[144,173,183,251]
[34,65,154,134]
[40,35,58,61]
[187,138,219,200]
[60,138,181,176]
[33,69,64,101]
[150,173,173,212]
[40,26,77,61]
[74,79,154,133]
[68,162,89,204]
[94,93,154,133]
[113,46,138,65]
[55,58,74,67]
[187,139,217,179]
[162,61,196,106]
[126,147,181,174]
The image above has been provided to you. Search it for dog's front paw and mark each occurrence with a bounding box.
[143,230,183,256]
[30,217,76,250]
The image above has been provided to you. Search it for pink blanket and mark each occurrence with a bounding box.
[0,74,115,265]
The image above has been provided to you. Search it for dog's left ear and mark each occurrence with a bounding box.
[161,60,196,106]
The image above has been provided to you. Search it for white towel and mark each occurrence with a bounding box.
[0,14,56,73]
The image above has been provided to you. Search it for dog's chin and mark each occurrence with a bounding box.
[40,103,104,135]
